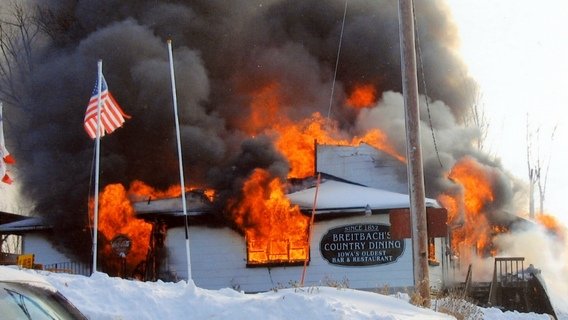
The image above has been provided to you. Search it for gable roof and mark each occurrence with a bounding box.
[0,217,51,234]
[287,178,439,214]
[133,190,212,219]
[0,211,28,225]
[131,175,441,221]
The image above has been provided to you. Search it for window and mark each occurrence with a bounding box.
[428,238,440,266]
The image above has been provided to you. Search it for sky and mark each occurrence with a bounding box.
[2,265,561,320]
[445,0,568,225]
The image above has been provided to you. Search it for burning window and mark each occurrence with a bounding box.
[428,238,439,266]
[242,192,310,266]
[230,169,310,267]
[246,235,309,266]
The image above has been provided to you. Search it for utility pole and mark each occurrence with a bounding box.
[398,0,430,306]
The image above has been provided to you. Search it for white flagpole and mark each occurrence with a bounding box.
[167,40,192,281]
[300,173,321,286]
[92,60,103,274]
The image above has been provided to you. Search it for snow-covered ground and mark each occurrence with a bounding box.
[4,266,562,320]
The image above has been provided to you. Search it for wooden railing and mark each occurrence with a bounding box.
[488,257,525,306]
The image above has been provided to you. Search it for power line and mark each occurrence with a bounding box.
[326,0,348,121]
[411,1,443,169]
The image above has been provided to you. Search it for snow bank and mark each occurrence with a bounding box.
[12,269,562,320]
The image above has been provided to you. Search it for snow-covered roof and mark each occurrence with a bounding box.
[131,178,440,218]
[287,179,439,213]
[133,191,212,217]
[0,217,51,233]
[0,211,28,224]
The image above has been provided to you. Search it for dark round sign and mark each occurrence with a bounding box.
[319,223,405,266]
[111,234,132,257]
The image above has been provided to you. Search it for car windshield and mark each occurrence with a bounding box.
[0,281,86,320]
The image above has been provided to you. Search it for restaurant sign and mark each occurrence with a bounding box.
[319,224,405,266]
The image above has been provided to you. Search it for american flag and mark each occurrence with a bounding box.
[84,74,130,139]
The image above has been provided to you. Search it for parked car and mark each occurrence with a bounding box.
[0,266,87,319]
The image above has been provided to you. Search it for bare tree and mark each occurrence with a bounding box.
[0,1,42,108]
[526,116,539,219]
[526,114,557,218]
[537,125,556,215]
[1,234,21,255]
[34,2,78,47]
[463,81,490,152]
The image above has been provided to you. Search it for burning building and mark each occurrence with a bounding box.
[133,180,448,292]
[130,143,450,292]
[3,0,565,306]
[4,0,481,257]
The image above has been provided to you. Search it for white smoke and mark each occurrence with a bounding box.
[0,183,32,215]
[356,90,568,315]
[494,223,568,313]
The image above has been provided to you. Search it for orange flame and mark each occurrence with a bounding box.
[90,184,152,275]
[536,214,566,239]
[229,169,309,265]
[241,83,405,179]
[91,181,215,276]
[128,180,184,200]
[274,113,405,177]
[127,180,215,202]
[242,82,283,135]
[437,194,460,223]
[346,84,377,108]
[220,81,406,265]
[437,157,503,258]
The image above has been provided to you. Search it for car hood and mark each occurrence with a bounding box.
[0,265,56,292]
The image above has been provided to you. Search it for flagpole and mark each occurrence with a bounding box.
[92,60,103,274]
[167,40,192,281]
[300,173,321,286]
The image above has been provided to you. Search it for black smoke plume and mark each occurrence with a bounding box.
[2,0,523,262]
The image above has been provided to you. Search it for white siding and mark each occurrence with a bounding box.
[317,144,408,193]
[22,233,72,266]
[161,143,448,292]
[302,215,414,291]
[165,226,247,287]
[428,237,449,291]
[165,214,416,292]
